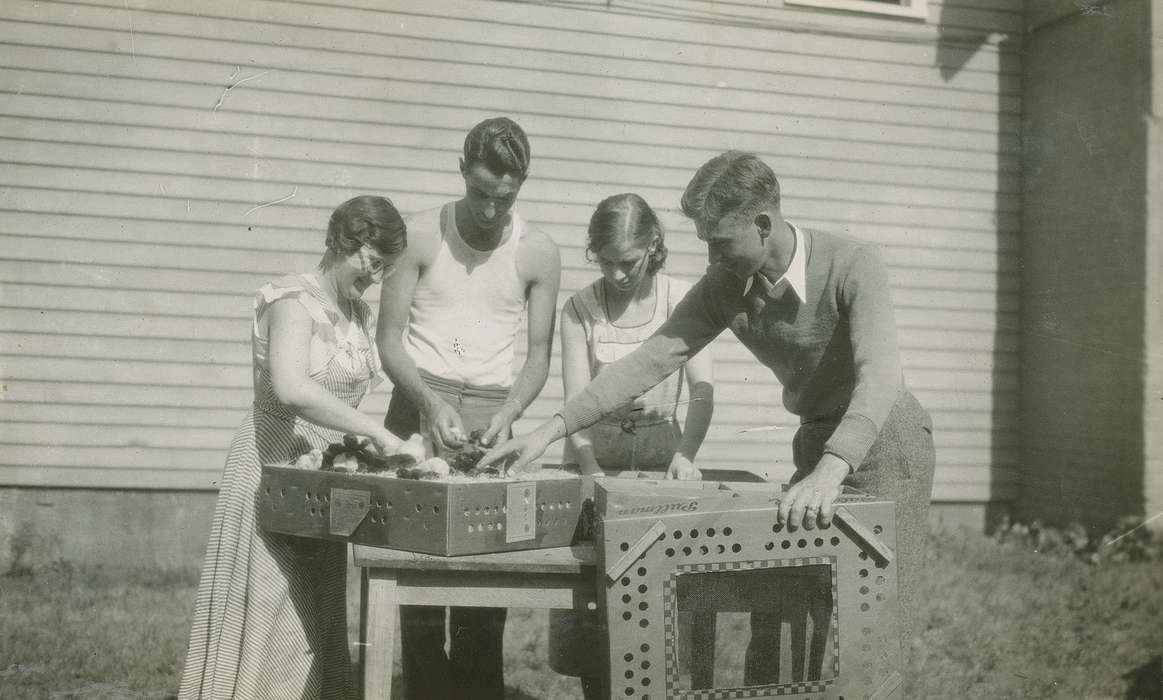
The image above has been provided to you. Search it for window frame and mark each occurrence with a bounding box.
[783,0,928,20]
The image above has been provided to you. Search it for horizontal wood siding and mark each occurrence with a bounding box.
[0,0,1022,503]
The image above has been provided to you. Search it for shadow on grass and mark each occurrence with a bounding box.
[376,673,551,700]
[1123,656,1162,700]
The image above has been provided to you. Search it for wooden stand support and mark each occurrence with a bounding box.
[353,543,597,700]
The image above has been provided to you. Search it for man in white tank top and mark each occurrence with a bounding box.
[376,117,561,700]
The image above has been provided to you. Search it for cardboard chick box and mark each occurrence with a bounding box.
[593,478,903,700]
[258,465,585,556]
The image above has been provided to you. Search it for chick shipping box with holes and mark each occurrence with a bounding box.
[258,465,585,556]
[593,479,903,700]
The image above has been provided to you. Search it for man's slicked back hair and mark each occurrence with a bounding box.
[463,117,532,182]
[680,150,780,231]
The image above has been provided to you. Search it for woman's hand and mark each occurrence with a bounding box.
[477,416,565,475]
[777,453,850,531]
[369,428,404,456]
[666,454,702,481]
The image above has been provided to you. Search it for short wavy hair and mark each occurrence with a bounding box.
[325,195,407,258]
[586,193,668,276]
[680,151,780,231]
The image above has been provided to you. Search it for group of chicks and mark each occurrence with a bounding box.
[291,430,499,480]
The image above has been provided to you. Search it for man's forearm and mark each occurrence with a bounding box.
[379,340,440,415]
[504,355,551,416]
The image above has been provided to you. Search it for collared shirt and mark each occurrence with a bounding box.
[560,227,915,471]
[743,222,807,303]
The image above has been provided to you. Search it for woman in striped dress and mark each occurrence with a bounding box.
[179,196,410,700]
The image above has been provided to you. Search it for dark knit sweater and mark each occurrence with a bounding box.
[559,227,912,470]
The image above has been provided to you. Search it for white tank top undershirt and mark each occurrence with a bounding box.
[404,203,527,387]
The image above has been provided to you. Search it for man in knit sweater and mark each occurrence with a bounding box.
[481,150,935,677]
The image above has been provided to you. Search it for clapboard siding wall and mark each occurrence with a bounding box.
[0,0,1021,502]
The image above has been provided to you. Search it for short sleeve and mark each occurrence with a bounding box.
[252,276,336,377]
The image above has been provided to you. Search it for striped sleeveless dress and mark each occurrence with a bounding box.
[179,274,380,700]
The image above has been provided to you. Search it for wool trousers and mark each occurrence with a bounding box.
[384,370,512,700]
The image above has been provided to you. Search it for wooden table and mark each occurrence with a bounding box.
[353,543,597,700]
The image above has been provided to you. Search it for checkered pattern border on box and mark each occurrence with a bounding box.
[660,556,840,699]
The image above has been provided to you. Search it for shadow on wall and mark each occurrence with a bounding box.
[934,4,1021,532]
[1122,655,1162,700]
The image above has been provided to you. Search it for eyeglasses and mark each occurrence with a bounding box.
[357,247,394,282]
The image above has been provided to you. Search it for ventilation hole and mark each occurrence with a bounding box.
[797,539,807,548]
[637,567,647,577]
[625,670,634,679]
[781,541,791,550]
[689,529,699,539]
[641,660,650,670]
[638,584,648,594]
[673,530,682,539]
[683,547,692,556]
[622,594,631,604]
[814,537,824,547]
[624,688,634,697]
[873,524,883,535]
[772,523,783,533]
[641,678,651,686]
[699,546,709,555]
[640,643,650,653]
[860,603,870,612]
[639,619,649,628]
[723,526,733,536]
[765,542,775,551]
[707,527,716,536]
[731,544,742,553]
[859,551,869,561]
[620,542,630,552]
[621,577,631,587]
[859,569,869,578]
[830,536,840,546]
[860,586,869,595]
[717,544,726,554]
[624,653,634,662]
[665,548,675,557]
[638,602,649,611]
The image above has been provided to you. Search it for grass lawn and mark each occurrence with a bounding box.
[1,528,1159,699]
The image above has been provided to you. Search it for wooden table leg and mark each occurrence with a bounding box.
[360,567,398,700]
